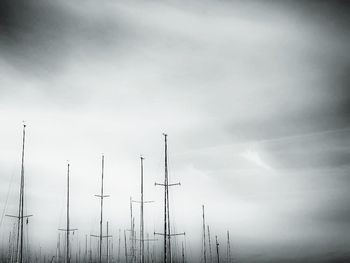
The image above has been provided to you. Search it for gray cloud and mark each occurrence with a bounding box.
[1,0,350,261]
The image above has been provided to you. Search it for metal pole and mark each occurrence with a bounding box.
[124,230,128,263]
[16,124,26,263]
[207,226,213,263]
[67,163,70,263]
[107,221,109,263]
[163,134,168,263]
[140,156,145,263]
[99,155,104,263]
[215,236,220,263]
[202,205,207,263]
[182,242,185,263]
[226,231,231,263]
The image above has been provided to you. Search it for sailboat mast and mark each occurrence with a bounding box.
[215,236,220,263]
[207,226,213,263]
[164,134,169,263]
[129,197,134,263]
[124,230,128,263]
[67,163,70,263]
[99,155,105,263]
[226,231,231,263]
[106,221,109,263]
[117,229,121,263]
[16,124,26,263]
[202,205,207,263]
[140,156,145,263]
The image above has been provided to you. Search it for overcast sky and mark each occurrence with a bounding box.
[0,0,350,262]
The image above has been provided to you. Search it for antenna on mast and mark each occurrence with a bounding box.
[155,133,185,263]
[202,205,207,263]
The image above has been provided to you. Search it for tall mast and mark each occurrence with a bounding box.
[58,163,77,263]
[85,235,87,263]
[164,134,169,263]
[106,221,110,263]
[207,226,213,263]
[215,236,220,263]
[155,134,185,263]
[226,231,231,263]
[6,124,33,263]
[99,156,104,263]
[181,242,185,263]
[135,156,156,263]
[91,155,110,263]
[140,157,145,263]
[202,205,207,263]
[67,163,70,263]
[129,197,135,263]
[124,230,128,263]
[19,123,25,263]
[117,229,121,263]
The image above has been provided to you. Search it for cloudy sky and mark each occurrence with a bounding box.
[0,0,350,261]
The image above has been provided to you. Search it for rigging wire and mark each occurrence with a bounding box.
[0,171,16,229]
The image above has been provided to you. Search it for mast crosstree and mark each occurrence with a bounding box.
[155,134,185,263]
[6,124,33,263]
[131,156,156,263]
[91,155,111,263]
[58,162,78,263]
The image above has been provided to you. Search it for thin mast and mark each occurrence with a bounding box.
[163,136,168,263]
[19,123,25,263]
[124,230,128,263]
[117,229,121,263]
[91,155,110,263]
[226,231,231,263]
[207,226,213,263]
[215,236,220,263]
[165,134,169,263]
[6,124,32,263]
[67,163,70,263]
[140,156,145,263]
[202,205,207,263]
[181,242,185,263]
[155,134,184,263]
[58,162,77,263]
[99,155,104,263]
[129,197,135,263]
[85,235,87,263]
[106,221,110,263]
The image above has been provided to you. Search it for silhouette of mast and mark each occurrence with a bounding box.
[181,242,185,263]
[215,236,220,263]
[207,226,213,263]
[124,230,128,263]
[117,229,121,263]
[132,156,156,263]
[91,155,110,263]
[202,205,207,263]
[140,156,145,263]
[128,197,136,263]
[59,162,78,263]
[226,231,231,263]
[155,134,185,263]
[6,124,33,263]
